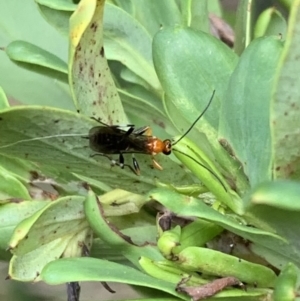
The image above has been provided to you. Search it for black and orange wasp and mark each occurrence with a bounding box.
[86,91,225,189]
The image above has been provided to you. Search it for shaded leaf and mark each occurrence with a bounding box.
[84,190,164,268]
[146,188,287,256]
[271,0,300,180]
[37,3,72,36]
[0,167,31,200]
[41,257,184,299]
[127,0,181,37]
[245,180,300,267]
[234,0,274,55]
[219,36,283,187]
[9,238,70,281]
[8,196,92,281]
[254,7,287,39]
[103,3,161,93]
[153,26,249,196]
[5,40,68,85]
[6,41,68,74]
[0,201,48,250]
[35,0,77,11]
[0,0,72,109]
[0,107,194,195]
[180,0,209,32]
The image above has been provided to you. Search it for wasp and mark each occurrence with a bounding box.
[87,91,223,186]
[87,120,169,175]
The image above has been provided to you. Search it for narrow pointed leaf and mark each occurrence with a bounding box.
[69,0,125,122]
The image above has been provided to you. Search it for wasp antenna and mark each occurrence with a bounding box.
[0,134,87,149]
[173,90,216,146]
[173,148,227,192]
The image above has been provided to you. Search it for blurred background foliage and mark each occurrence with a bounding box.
[0,0,299,300]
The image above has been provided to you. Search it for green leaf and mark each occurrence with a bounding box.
[219,36,283,187]
[0,86,9,109]
[207,0,222,16]
[0,166,31,200]
[234,0,253,55]
[0,107,193,195]
[6,41,68,74]
[35,0,77,11]
[8,196,92,281]
[0,201,48,250]
[9,196,87,255]
[180,0,209,32]
[173,137,243,214]
[0,0,72,109]
[104,3,161,93]
[246,180,300,211]
[177,246,277,287]
[69,0,126,122]
[278,0,295,11]
[84,190,164,268]
[273,263,299,301]
[234,0,274,55]
[119,89,176,137]
[271,0,300,180]
[245,180,300,267]
[254,7,287,39]
[0,155,39,183]
[36,3,72,36]
[41,257,184,299]
[152,26,249,196]
[4,40,68,86]
[146,188,284,250]
[9,238,70,281]
[125,0,181,37]
[153,27,237,132]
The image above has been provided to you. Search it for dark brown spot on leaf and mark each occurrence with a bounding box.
[30,170,39,180]
[100,47,104,57]
[89,65,94,77]
[90,22,97,31]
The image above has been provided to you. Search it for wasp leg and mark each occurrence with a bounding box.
[152,156,163,170]
[91,153,137,174]
[119,153,140,175]
[125,127,135,136]
[119,153,125,169]
[132,155,141,175]
[90,153,118,167]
